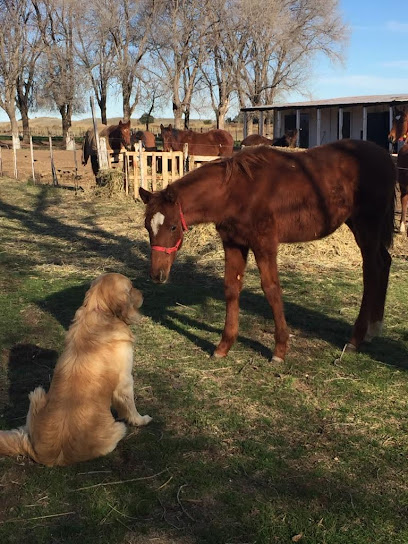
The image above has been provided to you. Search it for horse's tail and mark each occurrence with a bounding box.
[0,386,47,462]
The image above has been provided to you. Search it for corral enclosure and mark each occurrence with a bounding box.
[0,177,407,543]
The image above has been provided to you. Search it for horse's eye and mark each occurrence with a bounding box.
[170,225,177,231]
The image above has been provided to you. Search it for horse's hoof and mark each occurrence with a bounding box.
[271,355,284,363]
[212,350,226,359]
[344,342,357,352]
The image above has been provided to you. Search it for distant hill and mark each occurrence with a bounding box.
[0,116,222,136]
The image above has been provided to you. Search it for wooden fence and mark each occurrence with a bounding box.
[107,144,218,198]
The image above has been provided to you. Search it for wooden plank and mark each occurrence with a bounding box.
[163,153,169,188]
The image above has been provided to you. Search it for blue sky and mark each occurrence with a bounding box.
[1,0,408,123]
[290,0,408,102]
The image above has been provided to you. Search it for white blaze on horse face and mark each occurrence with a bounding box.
[151,212,165,236]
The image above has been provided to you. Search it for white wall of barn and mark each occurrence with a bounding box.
[274,104,392,148]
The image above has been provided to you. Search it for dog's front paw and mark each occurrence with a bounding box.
[129,414,152,426]
[140,414,153,426]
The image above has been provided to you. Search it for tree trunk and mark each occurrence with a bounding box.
[59,104,72,148]
[98,92,108,125]
[184,109,190,130]
[9,115,21,150]
[20,109,30,143]
[215,102,229,130]
[173,102,183,130]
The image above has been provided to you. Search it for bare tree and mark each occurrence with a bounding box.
[234,0,348,132]
[200,0,246,129]
[32,0,86,147]
[74,1,116,125]
[0,0,39,148]
[99,0,158,122]
[151,0,212,129]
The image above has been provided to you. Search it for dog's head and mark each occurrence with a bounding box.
[84,273,143,324]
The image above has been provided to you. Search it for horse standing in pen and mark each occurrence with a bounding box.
[388,107,408,234]
[160,124,234,156]
[241,129,298,148]
[140,140,395,362]
[82,120,131,177]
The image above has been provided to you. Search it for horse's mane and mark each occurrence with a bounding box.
[224,146,283,183]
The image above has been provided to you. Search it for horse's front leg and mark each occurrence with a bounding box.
[400,184,408,234]
[214,242,249,358]
[252,245,289,362]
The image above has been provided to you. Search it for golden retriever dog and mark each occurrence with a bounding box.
[0,273,152,466]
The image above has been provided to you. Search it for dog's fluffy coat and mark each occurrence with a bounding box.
[0,273,152,466]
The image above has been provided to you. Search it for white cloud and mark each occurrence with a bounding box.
[382,60,408,69]
[386,21,408,33]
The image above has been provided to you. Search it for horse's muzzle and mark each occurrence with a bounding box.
[151,269,168,284]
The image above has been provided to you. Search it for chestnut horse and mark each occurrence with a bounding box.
[388,108,408,233]
[139,140,395,362]
[82,120,131,176]
[131,130,157,151]
[160,124,234,156]
[241,129,298,148]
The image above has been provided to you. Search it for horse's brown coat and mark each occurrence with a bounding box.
[389,108,408,233]
[241,130,298,148]
[82,121,131,176]
[140,140,396,361]
[160,124,234,156]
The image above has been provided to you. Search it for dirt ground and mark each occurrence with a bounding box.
[0,141,96,188]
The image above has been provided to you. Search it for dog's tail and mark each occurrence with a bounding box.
[0,386,47,462]
[0,428,37,460]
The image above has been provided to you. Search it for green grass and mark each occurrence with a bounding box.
[0,178,407,543]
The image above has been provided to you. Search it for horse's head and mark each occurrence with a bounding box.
[119,120,132,150]
[388,108,408,144]
[160,124,174,152]
[139,186,187,284]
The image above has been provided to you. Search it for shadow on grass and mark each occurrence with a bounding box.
[3,344,58,426]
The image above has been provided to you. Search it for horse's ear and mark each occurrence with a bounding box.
[160,124,164,129]
[139,187,152,204]
[119,120,123,126]
[163,185,177,204]
[168,124,172,130]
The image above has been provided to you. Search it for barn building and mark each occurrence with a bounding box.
[240,94,408,150]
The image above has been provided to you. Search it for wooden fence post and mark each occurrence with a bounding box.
[183,143,189,172]
[49,134,58,186]
[138,140,145,189]
[0,147,2,177]
[29,133,36,183]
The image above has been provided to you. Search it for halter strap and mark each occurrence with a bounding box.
[151,203,188,254]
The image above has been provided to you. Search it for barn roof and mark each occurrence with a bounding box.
[241,94,408,112]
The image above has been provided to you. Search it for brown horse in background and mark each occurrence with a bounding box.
[241,129,298,148]
[388,108,408,233]
[139,140,395,362]
[82,121,131,176]
[160,124,234,156]
[131,130,157,151]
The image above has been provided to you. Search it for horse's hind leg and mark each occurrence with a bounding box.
[214,242,248,358]
[347,220,390,347]
[364,244,391,342]
[252,244,289,362]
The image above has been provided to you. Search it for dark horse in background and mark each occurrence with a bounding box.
[160,124,234,156]
[388,108,408,234]
[139,140,395,362]
[131,130,157,151]
[241,129,298,148]
[82,121,131,176]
